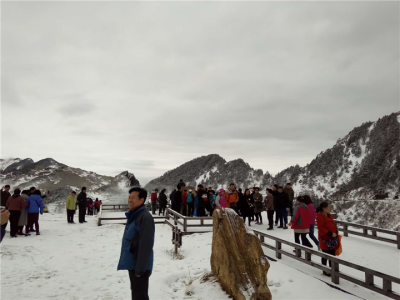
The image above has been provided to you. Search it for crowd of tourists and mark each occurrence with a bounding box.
[65,187,102,224]
[150,179,341,277]
[0,185,46,242]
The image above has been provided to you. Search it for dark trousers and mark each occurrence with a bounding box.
[309,225,320,247]
[255,213,262,223]
[79,206,86,223]
[151,202,156,214]
[181,204,188,216]
[9,210,21,237]
[277,209,288,227]
[242,216,251,226]
[294,232,313,248]
[129,270,152,300]
[67,209,75,223]
[267,210,274,228]
[0,223,6,243]
[27,213,39,234]
[187,202,194,216]
[274,210,278,224]
[321,249,336,267]
[158,207,165,216]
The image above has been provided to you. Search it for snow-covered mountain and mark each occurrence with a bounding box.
[144,154,266,193]
[145,112,399,201]
[0,157,140,202]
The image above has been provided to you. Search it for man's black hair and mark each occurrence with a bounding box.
[287,183,292,186]
[266,188,273,193]
[229,183,235,186]
[155,189,159,192]
[21,190,30,196]
[255,187,260,190]
[5,184,10,188]
[72,191,76,194]
[129,187,148,202]
[278,186,284,190]
[273,184,279,188]
[180,179,183,181]
[30,187,36,191]
[34,190,42,195]
[81,187,87,191]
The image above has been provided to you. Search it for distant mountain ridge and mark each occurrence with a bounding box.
[145,112,400,200]
[0,157,140,198]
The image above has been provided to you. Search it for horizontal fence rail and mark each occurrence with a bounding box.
[253,229,400,300]
[334,220,400,249]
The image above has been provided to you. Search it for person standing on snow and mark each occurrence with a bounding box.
[150,189,158,215]
[181,189,188,216]
[275,186,290,229]
[173,185,182,213]
[304,195,320,250]
[18,190,30,235]
[284,183,295,216]
[271,184,279,225]
[186,189,195,217]
[26,190,44,235]
[66,191,77,223]
[6,188,28,237]
[253,187,264,225]
[225,183,239,214]
[158,189,167,216]
[117,187,154,300]
[288,196,312,248]
[264,188,274,230]
[77,187,88,223]
[238,189,252,226]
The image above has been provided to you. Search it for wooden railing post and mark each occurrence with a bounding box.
[397,234,400,250]
[372,230,377,237]
[365,272,374,286]
[295,248,301,258]
[343,224,349,237]
[331,261,340,284]
[260,235,265,243]
[363,229,368,236]
[383,279,392,294]
[201,219,204,226]
[276,241,282,259]
[183,218,187,232]
[305,251,312,262]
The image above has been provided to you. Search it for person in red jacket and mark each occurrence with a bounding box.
[288,196,312,248]
[150,189,158,215]
[181,190,188,216]
[316,201,340,276]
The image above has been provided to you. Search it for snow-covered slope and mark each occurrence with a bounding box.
[144,154,265,193]
[0,158,140,206]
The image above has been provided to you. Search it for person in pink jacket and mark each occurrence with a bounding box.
[288,195,312,248]
[304,195,320,250]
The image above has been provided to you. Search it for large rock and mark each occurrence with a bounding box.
[211,208,272,300]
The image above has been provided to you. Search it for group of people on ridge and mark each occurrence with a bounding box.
[65,187,102,224]
[0,185,45,242]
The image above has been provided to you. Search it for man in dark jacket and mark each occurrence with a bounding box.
[271,184,279,225]
[173,185,182,213]
[284,183,295,216]
[274,186,290,229]
[1,185,11,207]
[77,187,87,223]
[118,187,154,300]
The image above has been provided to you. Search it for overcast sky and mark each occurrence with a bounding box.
[1,1,399,185]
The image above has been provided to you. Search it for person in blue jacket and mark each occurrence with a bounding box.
[26,190,44,235]
[117,187,155,300]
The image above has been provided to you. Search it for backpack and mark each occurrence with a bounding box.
[187,193,193,203]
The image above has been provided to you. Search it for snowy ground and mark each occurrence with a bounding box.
[1,211,398,300]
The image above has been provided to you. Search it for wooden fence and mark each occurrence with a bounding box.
[253,229,400,300]
[335,220,400,250]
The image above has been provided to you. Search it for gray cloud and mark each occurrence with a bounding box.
[1,1,398,185]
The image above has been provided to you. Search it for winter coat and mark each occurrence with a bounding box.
[186,193,194,204]
[94,200,101,209]
[215,193,227,209]
[238,194,251,216]
[283,187,295,208]
[18,194,29,226]
[173,190,182,206]
[77,192,87,208]
[225,190,239,208]
[6,196,28,211]
[291,203,310,231]
[307,203,316,225]
[253,193,264,214]
[158,193,167,209]
[117,205,155,275]
[66,195,77,210]
[1,190,11,207]
[182,193,188,205]
[316,212,339,251]
[26,194,44,214]
[274,192,290,209]
[264,194,274,211]
[151,192,157,203]
[169,191,176,203]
